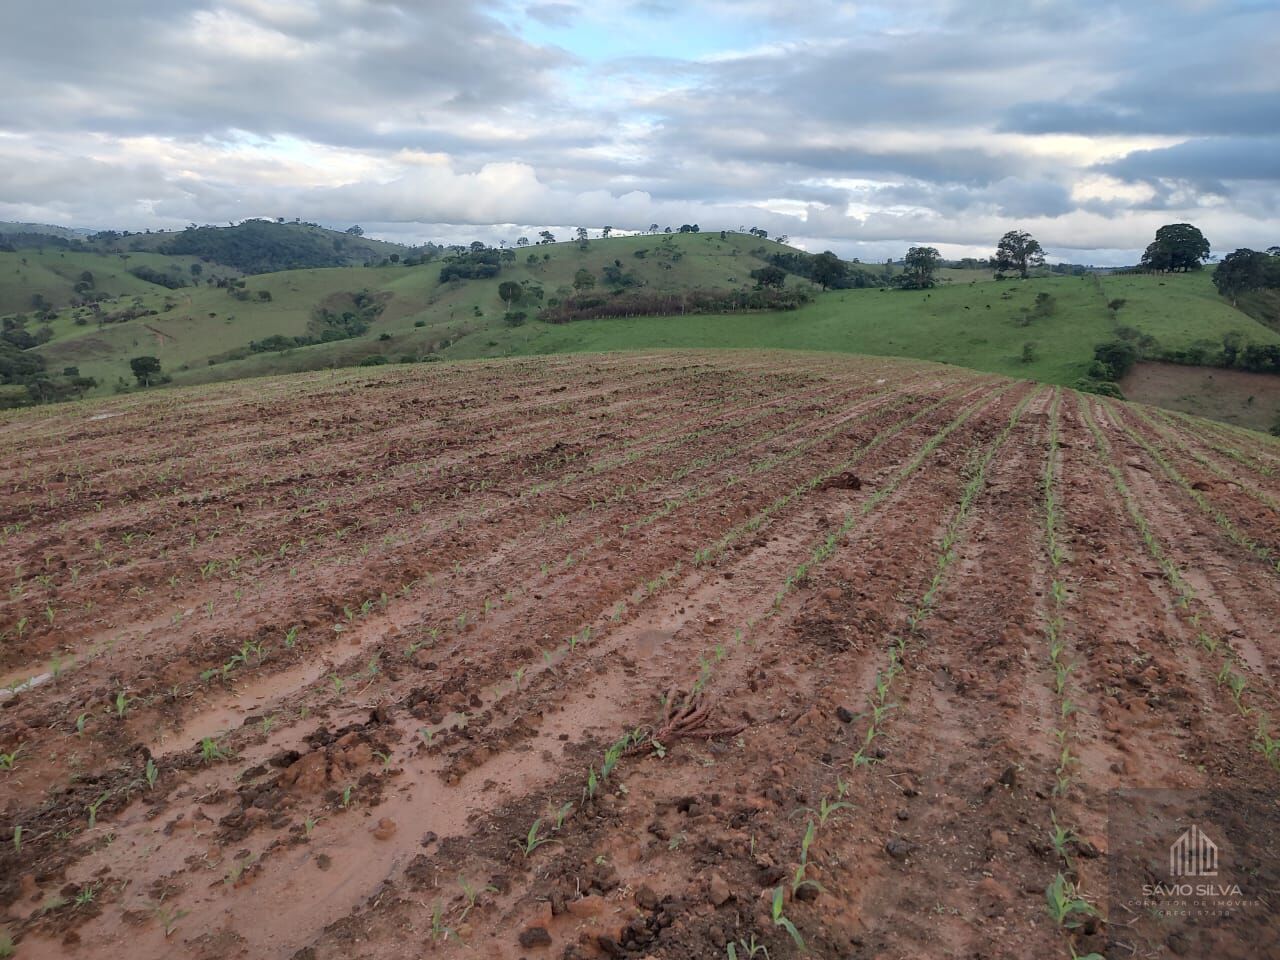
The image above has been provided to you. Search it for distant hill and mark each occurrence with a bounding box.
[0,221,88,239]
[1,226,1277,431]
[100,220,415,273]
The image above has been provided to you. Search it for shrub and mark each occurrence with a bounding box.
[359,355,388,366]
[1073,378,1125,399]
[1092,340,1138,379]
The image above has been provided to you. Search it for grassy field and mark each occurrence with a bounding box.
[0,249,223,315]
[12,233,1280,413]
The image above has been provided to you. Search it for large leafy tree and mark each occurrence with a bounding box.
[1212,249,1269,305]
[899,246,941,289]
[1140,223,1210,272]
[129,356,162,387]
[993,230,1045,279]
[810,251,847,290]
[498,280,523,308]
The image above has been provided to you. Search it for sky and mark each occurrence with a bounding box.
[0,0,1277,265]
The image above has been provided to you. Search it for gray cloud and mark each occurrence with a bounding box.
[0,0,1276,264]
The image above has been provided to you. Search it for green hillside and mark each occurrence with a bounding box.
[0,248,233,315]
[5,231,1279,429]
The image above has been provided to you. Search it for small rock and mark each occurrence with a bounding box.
[518,926,552,948]
[997,765,1018,788]
[372,817,396,841]
[568,895,606,918]
[989,829,1009,849]
[895,808,910,822]
[707,873,731,906]
[885,837,912,861]
[835,705,854,724]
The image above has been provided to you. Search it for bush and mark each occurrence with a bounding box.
[1073,378,1125,399]
[413,319,426,327]
[1092,340,1138,379]
[537,287,812,323]
[359,355,388,366]
[378,332,392,341]
[504,311,527,327]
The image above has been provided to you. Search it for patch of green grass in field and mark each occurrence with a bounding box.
[465,275,1110,383]
[1099,270,1280,349]
[0,249,215,315]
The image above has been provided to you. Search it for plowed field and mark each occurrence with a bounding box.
[2,352,1278,960]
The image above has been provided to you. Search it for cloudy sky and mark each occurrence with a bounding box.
[0,0,1276,264]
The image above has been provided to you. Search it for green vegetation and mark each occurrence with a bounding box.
[0,224,1277,431]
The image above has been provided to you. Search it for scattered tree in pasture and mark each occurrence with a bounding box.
[899,246,941,289]
[1141,223,1210,272]
[129,356,163,387]
[993,229,1045,279]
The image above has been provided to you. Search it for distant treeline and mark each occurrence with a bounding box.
[538,287,812,324]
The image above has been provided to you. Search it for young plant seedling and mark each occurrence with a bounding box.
[513,818,560,857]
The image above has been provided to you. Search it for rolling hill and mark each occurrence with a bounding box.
[3,228,1279,429]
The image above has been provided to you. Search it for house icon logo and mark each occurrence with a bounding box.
[1170,824,1218,878]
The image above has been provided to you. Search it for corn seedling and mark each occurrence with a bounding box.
[113,690,133,717]
[11,825,21,853]
[1045,873,1097,929]
[86,794,107,829]
[770,886,805,950]
[341,785,353,808]
[513,818,560,857]
[152,902,189,937]
[458,878,498,922]
[74,883,98,906]
[145,758,158,789]
[428,900,451,941]
[0,745,22,770]
[1049,812,1076,861]
[200,737,226,763]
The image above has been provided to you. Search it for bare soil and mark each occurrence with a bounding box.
[1120,360,1280,432]
[1,351,1277,959]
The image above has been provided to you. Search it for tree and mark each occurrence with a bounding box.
[993,230,1045,279]
[1141,223,1210,272]
[649,223,659,234]
[810,251,847,291]
[516,236,529,247]
[575,226,589,245]
[750,265,787,289]
[129,356,162,387]
[498,280,523,308]
[900,246,942,289]
[573,268,596,292]
[601,226,613,239]
[1213,248,1268,305]
[345,225,364,236]
[189,262,202,278]
[538,230,556,244]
